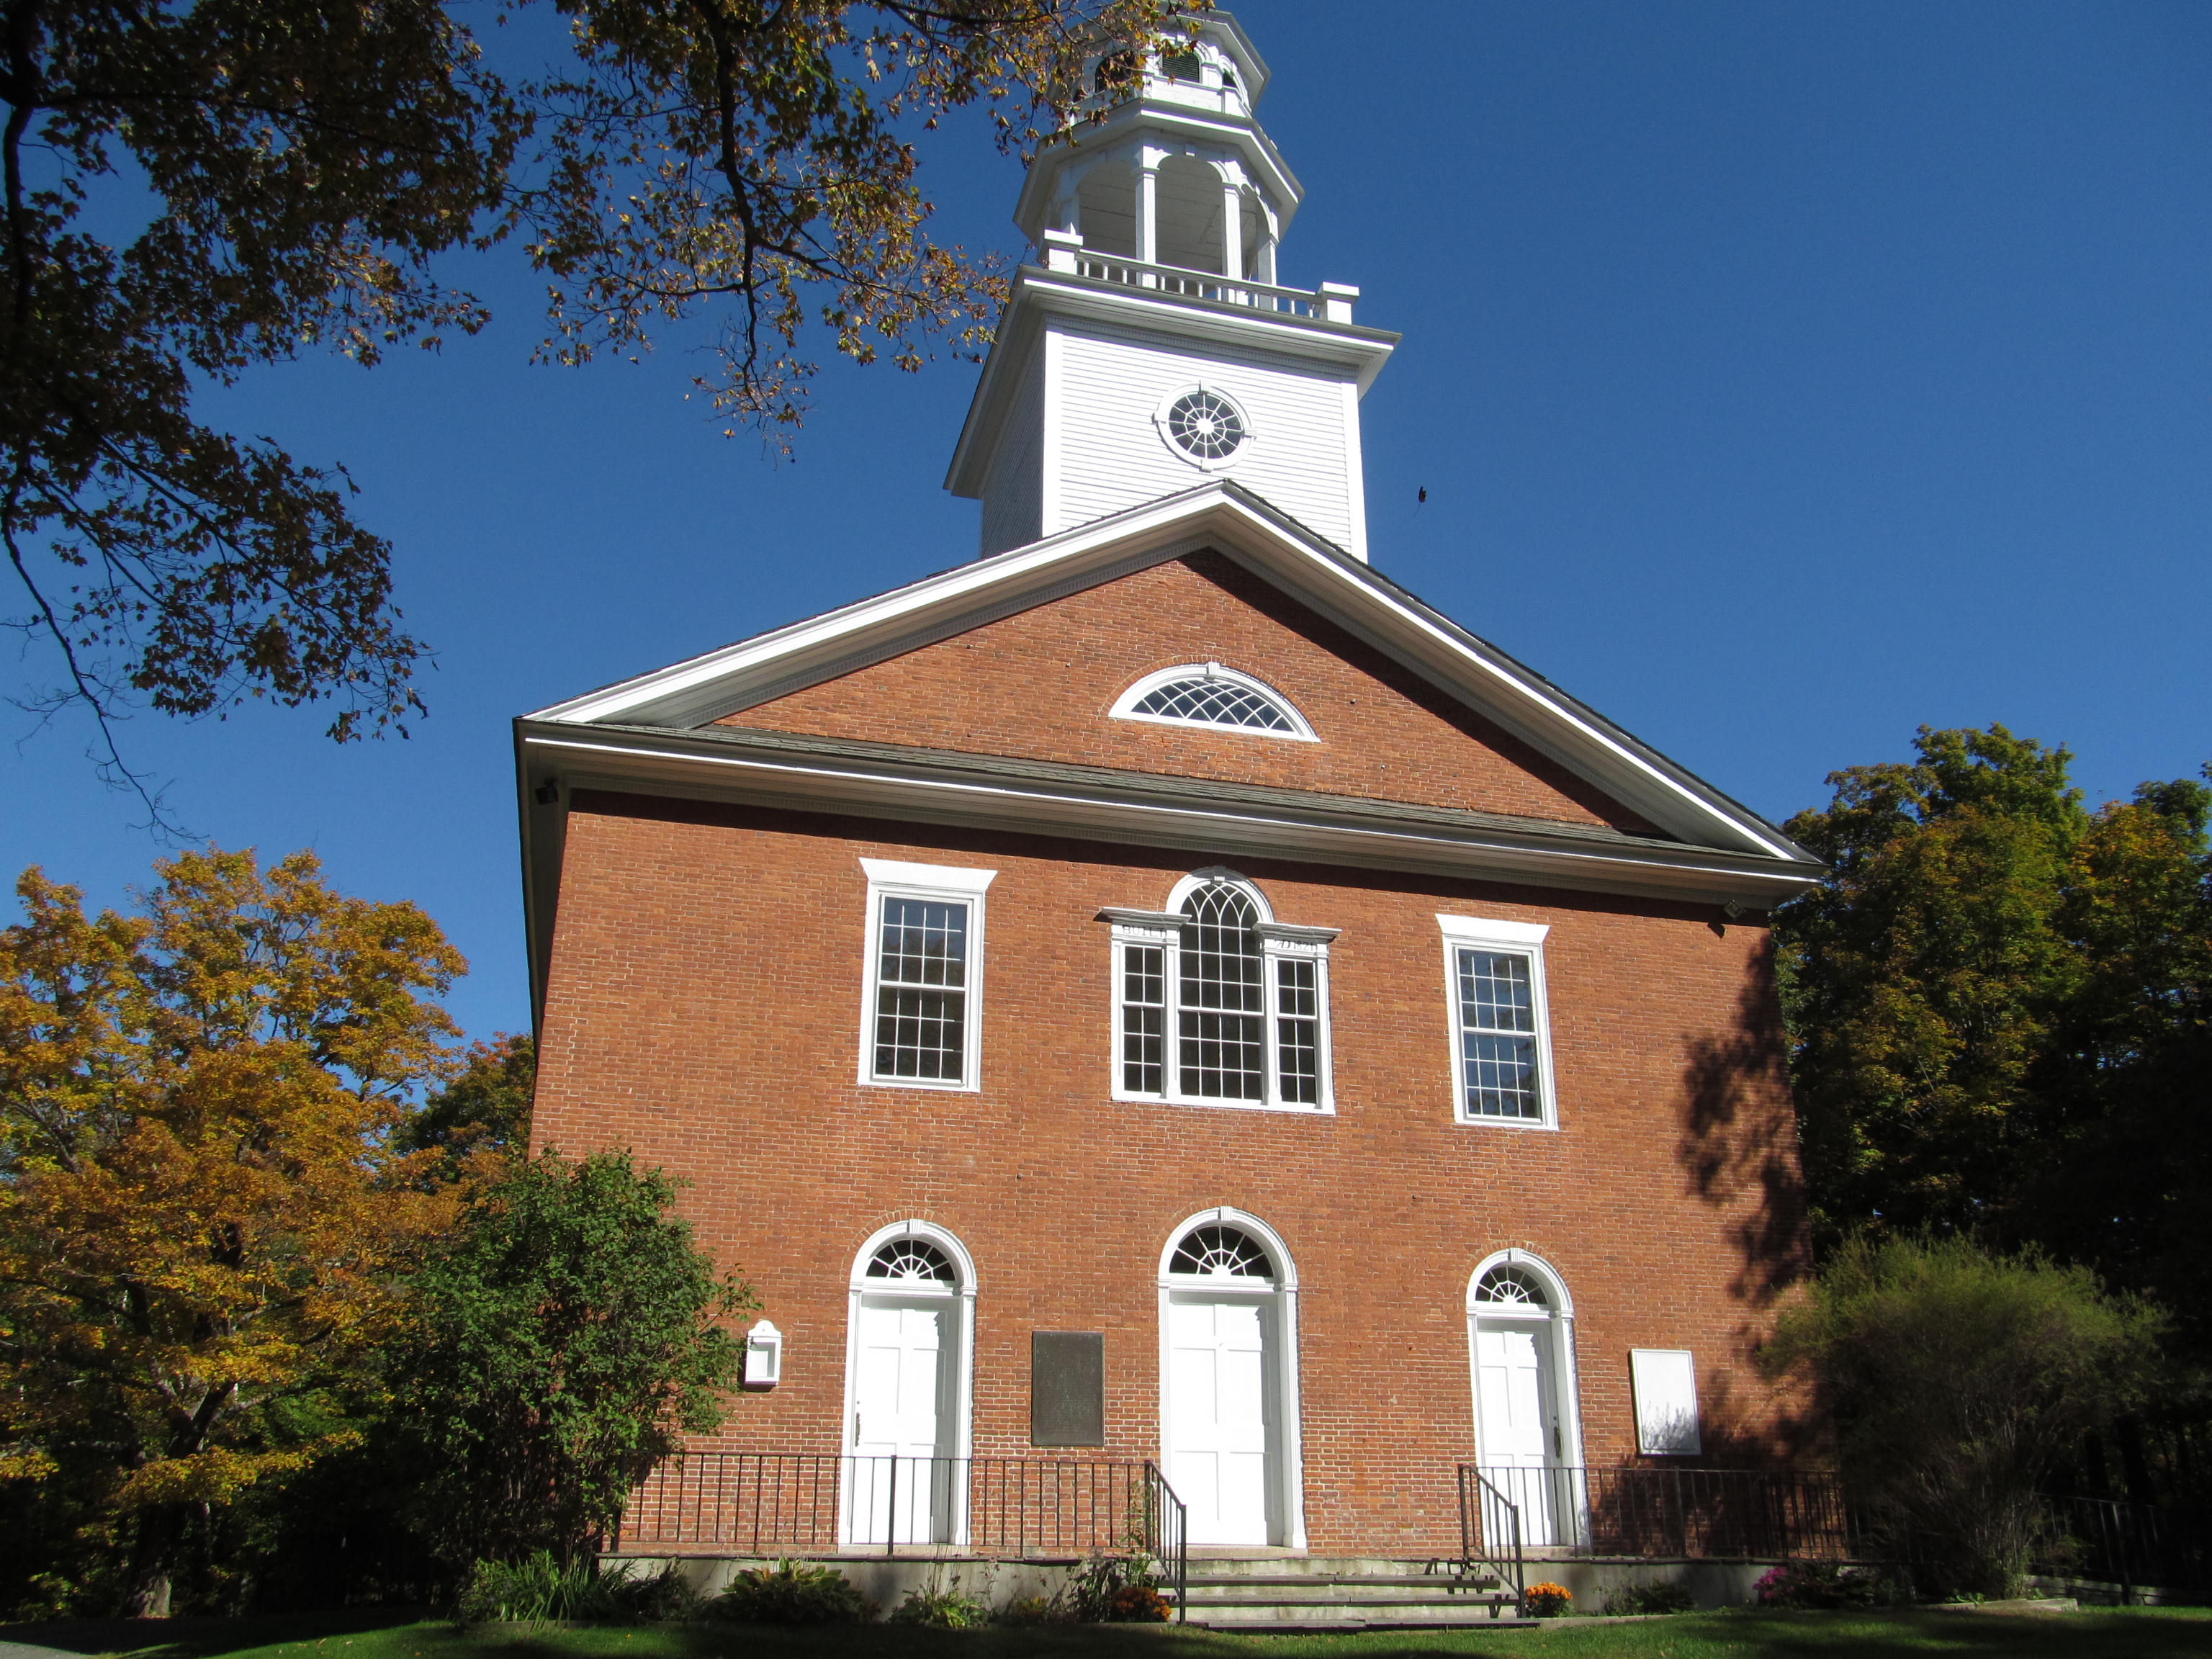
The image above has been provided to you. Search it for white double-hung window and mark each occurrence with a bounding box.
[1106,870,1336,1112]
[1438,914,1557,1128]
[859,859,997,1091]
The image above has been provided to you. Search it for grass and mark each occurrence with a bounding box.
[4,1606,2211,1659]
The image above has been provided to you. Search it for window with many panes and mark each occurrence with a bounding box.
[859,859,997,1090]
[1437,914,1557,1127]
[1108,871,1335,1112]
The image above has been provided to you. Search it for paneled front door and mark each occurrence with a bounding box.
[1475,1321,1561,1546]
[849,1297,953,1544]
[1167,1295,1272,1545]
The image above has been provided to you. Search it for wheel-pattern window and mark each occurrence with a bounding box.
[1112,874,1334,1111]
[1475,1264,1549,1308]
[1455,948,1542,1120]
[1180,884,1267,1100]
[1164,388,1245,461]
[875,896,969,1081]
[868,1237,957,1284]
[1171,1224,1272,1279]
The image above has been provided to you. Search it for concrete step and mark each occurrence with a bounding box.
[1184,1610,1537,1632]
[1184,1573,1502,1590]
[1180,1591,1509,1604]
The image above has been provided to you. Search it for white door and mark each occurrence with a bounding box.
[850,1298,953,1543]
[1475,1321,1560,1546]
[1168,1296,1272,1545]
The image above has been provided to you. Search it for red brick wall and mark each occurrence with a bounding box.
[728,552,1660,835]
[533,792,1815,1555]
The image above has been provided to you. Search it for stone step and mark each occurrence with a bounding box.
[1181,1586,1516,1607]
[1183,1572,1502,1590]
[1184,1610,1538,1632]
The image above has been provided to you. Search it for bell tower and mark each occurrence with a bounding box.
[946,12,1396,561]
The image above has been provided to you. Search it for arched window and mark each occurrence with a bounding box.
[1105,870,1335,1112]
[1111,663,1314,740]
[1170,1223,1273,1280]
[868,1237,956,1285]
[1474,1264,1550,1308]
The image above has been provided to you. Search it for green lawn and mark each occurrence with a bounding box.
[5,1608,2210,1659]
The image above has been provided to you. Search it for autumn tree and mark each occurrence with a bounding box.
[0,848,465,1616]
[399,1031,536,1175]
[0,1,1193,806]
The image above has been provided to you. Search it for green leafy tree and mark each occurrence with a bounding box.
[0,1,1190,811]
[395,1148,752,1568]
[1764,1233,2163,1598]
[399,1031,535,1173]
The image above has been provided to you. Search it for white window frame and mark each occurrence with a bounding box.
[1109,662,1318,742]
[1629,1348,1703,1457]
[1107,871,1336,1114]
[1438,913,1558,1130]
[858,858,997,1092]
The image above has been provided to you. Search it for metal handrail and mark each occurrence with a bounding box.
[616,1452,1165,1557]
[1458,1464,1855,1562]
[1144,1460,1190,1622]
[1458,1465,1526,1615]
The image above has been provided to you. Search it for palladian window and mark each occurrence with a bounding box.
[1105,871,1336,1112]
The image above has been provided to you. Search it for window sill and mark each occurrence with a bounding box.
[1455,1112,1560,1132]
[860,1074,981,1094]
[1115,1089,1335,1116]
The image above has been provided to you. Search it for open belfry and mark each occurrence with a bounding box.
[517,12,1830,1623]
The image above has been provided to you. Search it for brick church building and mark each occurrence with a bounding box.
[516,13,1825,1581]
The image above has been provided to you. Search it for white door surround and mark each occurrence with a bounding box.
[1157,1208,1307,1549]
[842,1220,977,1547]
[1465,1249,1585,1549]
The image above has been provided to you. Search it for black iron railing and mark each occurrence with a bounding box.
[1459,1465,1854,1560]
[616,1452,1187,1615]
[1457,1465,1526,1613]
[2039,1495,2207,1592]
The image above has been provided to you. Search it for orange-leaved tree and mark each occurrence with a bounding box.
[0,848,467,1616]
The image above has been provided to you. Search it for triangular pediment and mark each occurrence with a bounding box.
[529,482,1811,865]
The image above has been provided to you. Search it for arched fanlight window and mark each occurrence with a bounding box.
[1111,664,1315,740]
[1474,1264,1550,1309]
[1170,1223,1273,1280]
[867,1237,956,1285]
[1180,881,1268,1100]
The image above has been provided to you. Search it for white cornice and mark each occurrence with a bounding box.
[518,721,1820,908]
[524,482,1809,866]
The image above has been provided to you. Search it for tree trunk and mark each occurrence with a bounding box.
[121,1503,185,1617]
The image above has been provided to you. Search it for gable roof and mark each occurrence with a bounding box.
[516,482,1820,1012]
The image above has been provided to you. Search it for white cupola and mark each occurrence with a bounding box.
[946,12,1396,562]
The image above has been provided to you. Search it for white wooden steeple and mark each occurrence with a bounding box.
[946,12,1396,561]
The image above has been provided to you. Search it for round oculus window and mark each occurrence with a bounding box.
[1164,389,1246,462]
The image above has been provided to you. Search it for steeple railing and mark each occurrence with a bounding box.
[1062,253,1344,322]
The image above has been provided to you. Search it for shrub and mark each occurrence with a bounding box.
[454,1552,698,1624]
[1604,1578,1695,1616]
[1763,1233,2163,1599]
[1065,1551,1161,1622]
[1752,1561,1901,1610]
[1524,1581,1572,1617]
[1107,1585,1172,1623]
[996,1593,1066,1626]
[890,1573,992,1628]
[706,1559,869,1624]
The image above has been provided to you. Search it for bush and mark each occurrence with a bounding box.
[1604,1578,1695,1616]
[706,1559,869,1624]
[1524,1581,1572,1617]
[1763,1233,2163,1600]
[454,1552,698,1624]
[997,1594,1065,1626]
[1752,1560,1900,1609]
[1065,1552,1161,1622]
[889,1573,992,1629]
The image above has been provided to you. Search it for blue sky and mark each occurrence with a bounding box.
[6,0,2209,1046]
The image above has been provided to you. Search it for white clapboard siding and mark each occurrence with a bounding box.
[980,351,1046,556]
[1046,322,1360,554]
